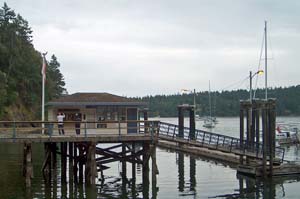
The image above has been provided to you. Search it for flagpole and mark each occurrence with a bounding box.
[42,52,47,133]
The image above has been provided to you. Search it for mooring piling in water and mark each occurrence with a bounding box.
[23,142,33,187]
[239,99,277,177]
[177,104,196,139]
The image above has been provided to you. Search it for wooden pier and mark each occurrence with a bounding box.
[0,120,159,188]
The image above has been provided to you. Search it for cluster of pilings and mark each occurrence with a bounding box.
[22,140,159,196]
[177,104,195,139]
[239,98,276,176]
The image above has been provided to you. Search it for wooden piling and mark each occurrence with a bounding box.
[85,141,97,185]
[178,107,184,138]
[142,142,150,198]
[61,142,67,183]
[190,157,196,191]
[122,143,127,183]
[189,107,195,140]
[255,108,260,152]
[132,142,136,191]
[79,144,84,182]
[151,144,158,197]
[262,105,267,177]
[74,142,78,182]
[42,143,51,180]
[239,108,244,165]
[178,152,184,192]
[69,142,73,164]
[51,143,57,171]
[23,142,33,187]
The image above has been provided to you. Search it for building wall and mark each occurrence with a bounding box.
[47,105,140,134]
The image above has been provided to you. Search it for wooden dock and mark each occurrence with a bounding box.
[0,120,159,188]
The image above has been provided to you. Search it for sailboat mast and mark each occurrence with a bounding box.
[264,20,268,99]
[209,81,212,118]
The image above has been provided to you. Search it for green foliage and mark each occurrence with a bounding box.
[46,54,67,101]
[0,3,66,119]
[139,86,300,117]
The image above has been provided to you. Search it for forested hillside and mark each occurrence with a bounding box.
[139,86,300,117]
[0,3,66,120]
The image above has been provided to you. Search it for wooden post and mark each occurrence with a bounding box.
[132,142,136,197]
[85,141,97,185]
[239,107,244,165]
[61,142,67,183]
[178,152,184,192]
[262,106,267,177]
[178,106,184,138]
[189,107,195,140]
[142,142,150,199]
[42,143,51,180]
[190,157,196,191]
[74,143,78,182]
[246,108,250,152]
[69,142,73,164]
[151,144,158,198]
[251,105,256,147]
[51,143,57,171]
[268,99,276,176]
[239,178,244,196]
[23,142,33,187]
[122,143,127,182]
[143,109,149,134]
[255,107,260,153]
[79,144,84,182]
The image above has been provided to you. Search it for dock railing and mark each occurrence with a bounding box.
[158,122,285,163]
[0,120,160,140]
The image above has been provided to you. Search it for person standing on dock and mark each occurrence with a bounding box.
[57,112,65,135]
[75,113,81,135]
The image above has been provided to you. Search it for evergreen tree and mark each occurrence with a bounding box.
[46,54,67,101]
[0,3,67,119]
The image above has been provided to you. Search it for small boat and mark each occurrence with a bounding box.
[202,81,216,128]
[276,126,299,144]
[203,119,215,128]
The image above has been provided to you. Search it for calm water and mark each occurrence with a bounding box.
[1,117,300,198]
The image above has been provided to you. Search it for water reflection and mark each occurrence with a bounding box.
[211,173,300,198]
[176,151,197,197]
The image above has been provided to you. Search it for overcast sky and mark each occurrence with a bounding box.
[5,0,300,96]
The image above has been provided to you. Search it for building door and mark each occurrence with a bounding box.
[127,108,138,134]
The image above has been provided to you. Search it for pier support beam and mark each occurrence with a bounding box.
[85,141,97,185]
[178,107,184,138]
[190,157,196,191]
[42,143,52,180]
[142,142,150,198]
[78,143,85,183]
[178,152,184,192]
[23,142,33,187]
[189,108,195,140]
[61,142,67,183]
[151,144,158,198]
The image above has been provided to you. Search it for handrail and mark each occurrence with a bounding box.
[0,120,160,142]
[158,122,285,163]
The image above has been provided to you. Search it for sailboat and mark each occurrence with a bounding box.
[203,81,215,128]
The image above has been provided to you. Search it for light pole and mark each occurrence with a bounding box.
[249,70,264,102]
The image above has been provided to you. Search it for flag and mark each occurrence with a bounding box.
[41,56,46,81]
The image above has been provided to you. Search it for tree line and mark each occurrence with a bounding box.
[138,86,300,117]
[0,3,66,120]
